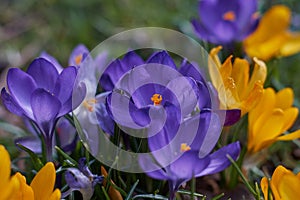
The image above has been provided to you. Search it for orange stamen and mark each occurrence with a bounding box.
[151,94,162,106]
[223,11,236,21]
[75,54,83,65]
[180,143,191,152]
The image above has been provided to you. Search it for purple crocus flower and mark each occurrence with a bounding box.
[192,0,259,45]
[63,158,104,200]
[1,58,78,160]
[104,51,241,199]
[140,113,240,199]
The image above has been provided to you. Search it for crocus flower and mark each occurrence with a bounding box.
[0,145,60,200]
[1,58,78,160]
[209,46,267,116]
[244,5,300,61]
[63,158,103,200]
[191,0,259,46]
[261,165,300,200]
[247,88,300,153]
[104,51,241,199]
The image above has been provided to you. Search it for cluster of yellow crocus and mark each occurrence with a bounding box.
[247,88,300,154]
[209,46,267,116]
[261,165,300,200]
[244,5,300,61]
[0,145,60,200]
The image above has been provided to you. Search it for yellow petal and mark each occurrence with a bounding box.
[246,57,267,97]
[277,169,300,199]
[248,88,276,130]
[251,109,285,152]
[30,162,56,200]
[49,189,61,200]
[0,145,20,200]
[209,46,223,69]
[220,55,233,80]
[276,129,300,141]
[279,32,300,57]
[270,165,288,200]
[275,88,294,109]
[101,166,123,200]
[0,145,11,189]
[232,58,249,99]
[281,107,298,132]
[244,5,291,60]
[208,46,224,90]
[260,177,269,200]
[11,173,34,200]
[240,81,264,116]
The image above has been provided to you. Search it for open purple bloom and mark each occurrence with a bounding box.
[63,158,104,200]
[192,0,259,45]
[140,112,240,199]
[103,50,241,199]
[1,58,78,160]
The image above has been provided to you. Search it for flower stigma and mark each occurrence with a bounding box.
[223,11,236,21]
[151,94,163,106]
[75,54,83,65]
[180,143,191,152]
[83,98,97,112]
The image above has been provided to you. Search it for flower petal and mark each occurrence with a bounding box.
[275,87,294,110]
[260,177,269,200]
[1,88,26,117]
[27,58,59,91]
[68,44,89,66]
[7,68,37,118]
[12,173,34,200]
[146,51,176,69]
[15,136,42,154]
[30,162,57,200]
[40,51,64,73]
[196,141,240,177]
[31,88,61,136]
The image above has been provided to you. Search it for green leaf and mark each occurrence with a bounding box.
[132,194,168,200]
[125,179,139,200]
[16,143,44,170]
[55,146,77,167]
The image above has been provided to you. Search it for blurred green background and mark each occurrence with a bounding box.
[1,0,300,98]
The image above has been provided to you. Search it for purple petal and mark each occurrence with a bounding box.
[31,88,61,136]
[138,153,168,180]
[56,118,77,151]
[27,58,59,92]
[146,51,176,69]
[179,59,205,83]
[40,52,64,73]
[53,66,77,104]
[1,88,26,117]
[196,142,241,177]
[197,112,222,158]
[7,68,37,118]
[65,168,91,189]
[223,109,241,126]
[15,136,42,154]
[68,44,89,66]
[100,51,144,91]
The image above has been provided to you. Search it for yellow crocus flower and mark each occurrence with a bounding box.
[261,165,300,200]
[0,145,19,200]
[244,5,300,61]
[248,88,300,153]
[209,46,266,116]
[0,145,60,200]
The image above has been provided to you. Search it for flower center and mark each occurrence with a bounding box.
[75,54,83,65]
[180,143,191,152]
[223,11,236,21]
[151,94,162,106]
[83,98,97,112]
